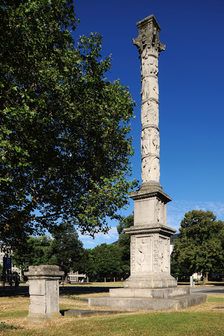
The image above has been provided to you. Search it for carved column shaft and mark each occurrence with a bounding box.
[133,15,165,185]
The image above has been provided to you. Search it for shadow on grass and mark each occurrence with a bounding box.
[0,286,29,297]
[59,285,121,296]
[0,285,122,297]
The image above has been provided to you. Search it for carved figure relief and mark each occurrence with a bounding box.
[159,238,169,272]
[151,128,160,155]
[141,128,160,157]
[135,237,152,273]
[142,101,158,126]
[156,199,163,223]
[130,236,136,274]
[141,128,151,156]
[141,56,158,77]
[141,46,158,60]
[153,235,159,272]
[142,156,160,183]
[136,240,146,267]
[141,78,159,101]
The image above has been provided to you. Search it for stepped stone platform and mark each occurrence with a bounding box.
[88,287,207,311]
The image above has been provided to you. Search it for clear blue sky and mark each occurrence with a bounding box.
[74,0,224,248]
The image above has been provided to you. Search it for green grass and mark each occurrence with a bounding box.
[207,296,224,303]
[0,310,27,318]
[0,294,224,335]
[6,312,224,336]
[0,322,21,330]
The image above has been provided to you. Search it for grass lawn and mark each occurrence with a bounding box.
[0,293,223,335]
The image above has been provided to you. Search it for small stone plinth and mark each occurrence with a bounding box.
[25,265,64,322]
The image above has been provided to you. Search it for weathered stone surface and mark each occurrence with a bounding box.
[133,15,165,55]
[124,224,176,288]
[110,287,190,298]
[63,309,127,317]
[124,274,177,289]
[25,265,64,322]
[88,294,207,311]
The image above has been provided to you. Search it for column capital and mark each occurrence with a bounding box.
[133,15,165,54]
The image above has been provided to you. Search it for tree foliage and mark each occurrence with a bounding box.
[171,210,224,279]
[12,223,83,276]
[49,222,83,276]
[0,0,136,245]
[13,235,52,273]
[116,214,133,278]
[79,215,133,281]
[81,244,123,282]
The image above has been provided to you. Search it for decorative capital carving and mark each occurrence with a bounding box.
[133,15,165,55]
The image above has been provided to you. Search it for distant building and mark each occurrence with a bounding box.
[67,271,87,283]
[0,244,22,277]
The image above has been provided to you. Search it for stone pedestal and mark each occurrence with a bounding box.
[124,185,176,289]
[88,14,206,311]
[25,265,64,322]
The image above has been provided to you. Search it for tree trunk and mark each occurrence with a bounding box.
[204,272,209,283]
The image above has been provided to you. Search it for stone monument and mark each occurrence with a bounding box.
[89,14,206,310]
[25,265,64,321]
[122,14,175,290]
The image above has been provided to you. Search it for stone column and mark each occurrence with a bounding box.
[25,265,64,322]
[88,15,207,309]
[124,15,176,289]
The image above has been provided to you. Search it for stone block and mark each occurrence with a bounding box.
[25,265,64,322]
[110,286,190,298]
[88,294,207,311]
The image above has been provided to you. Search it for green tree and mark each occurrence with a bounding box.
[116,214,133,279]
[77,248,93,279]
[0,1,136,246]
[49,222,83,277]
[171,210,224,282]
[13,235,52,273]
[81,244,123,282]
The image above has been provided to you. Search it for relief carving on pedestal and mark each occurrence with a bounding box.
[142,100,158,126]
[135,237,152,273]
[153,235,159,272]
[130,236,136,274]
[153,236,169,273]
[136,239,146,270]
[156,199,163,224]
[159,237,169,273]
[142,156,160,183]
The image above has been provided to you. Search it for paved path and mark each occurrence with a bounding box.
[191,286,224,294]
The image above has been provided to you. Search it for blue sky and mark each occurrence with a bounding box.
[74,0,224,248]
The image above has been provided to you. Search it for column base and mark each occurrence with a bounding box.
[88,293,207,311]
[124,273,177,288]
